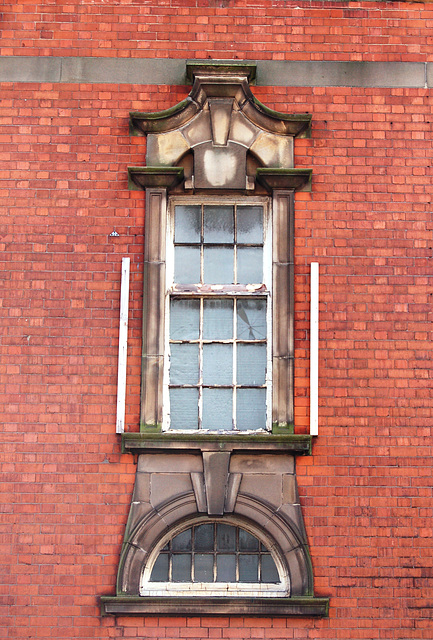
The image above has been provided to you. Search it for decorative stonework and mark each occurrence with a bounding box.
[129,61,312,193]
[104,61,328,618]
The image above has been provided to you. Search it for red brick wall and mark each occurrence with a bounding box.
[1,0,433,62]
[1,1,433,639]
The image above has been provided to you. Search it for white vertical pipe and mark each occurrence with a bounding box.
[310,262,319,436]
[116,257,130,434]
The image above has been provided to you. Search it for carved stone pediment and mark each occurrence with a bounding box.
[129,62,312,191]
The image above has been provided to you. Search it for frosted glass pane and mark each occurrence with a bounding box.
[236,389,266,431]
[172,554,191,582]
[203,299,233,340]
[237,247,263,284]
[170,298,199,340]
[261,554,280,583]
[172,529,192,551]
[239,529,259,551]
[202,389,233,430]
[237,206,263,243]
[237,344,266,385]
[194,524,214,551]
[174,246,200,284]
[150,553,169,581]
[203,205,234,243]
[216,524,236,551]
[239,555,258,582]
[175,205,201,243]
[169,388,199,430]
[194,554,213,582]
[203,344,232,385]
[204,247,234,284]
[216,555,236,582]
[237,299,267,340]
[170,344,199,385]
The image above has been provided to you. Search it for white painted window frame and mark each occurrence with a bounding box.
[139,515,290,598]
[163,196,272,433]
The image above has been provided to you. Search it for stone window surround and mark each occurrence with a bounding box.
[140,186,295,435]
[102,62,329,618]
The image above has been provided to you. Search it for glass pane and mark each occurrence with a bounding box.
[170,344,199,385]
[203,344,233,385]
[237,299,267,340]
[203,299,233,340]
[237,205,263,243]
[237,344,266,386]
[216,524,236,551]
[202,388,233,430]
[174,246,200,284]
[204,246,234,284]
[239,555,259,582]
[172,554,192,582]
[237,247,263,284]
[150,553,169,581]
[261,554,280,583]
[169,388,199,430]
[170,298,199,340]
[216,555,236,582]
[194,524,214,551]
[203,205,234,243]
[236,389,266,431]
[194,554,214,582]
[172,529,192,551]
[175,205,201,243]
[239,529,259,551]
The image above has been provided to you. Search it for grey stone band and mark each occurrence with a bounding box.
[0,56,429,88]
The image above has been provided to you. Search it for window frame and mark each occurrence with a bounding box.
[139,187,295,435]
[163,196,273,433]
[140,516,290,598]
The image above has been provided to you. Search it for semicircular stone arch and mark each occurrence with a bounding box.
[117,488,313,598]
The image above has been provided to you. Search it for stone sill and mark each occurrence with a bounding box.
[101,595,329,617]
[121,432,312,455]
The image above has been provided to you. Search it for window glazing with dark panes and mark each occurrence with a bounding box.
[166,200,271,432]
[150,523,280,584]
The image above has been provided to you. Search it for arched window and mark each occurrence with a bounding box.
[140,520,288,597]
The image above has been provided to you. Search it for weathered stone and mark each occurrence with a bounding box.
[194,141,247,189]
[208,98,234,146]
[250,132,293,169]
[146,131,190,166]
[190,472,207,512]
[229,111,260,147]
[132,472,151,502]
[230,454,294,474]
[202,451,230,515]
[150,473,193,508]
[137,453,203,473]
[239,474,282,509]
[182,110,212,148]
[224,473,242,513]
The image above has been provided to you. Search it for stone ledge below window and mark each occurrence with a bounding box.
[100,595,329,617]
[121,432,313,456]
